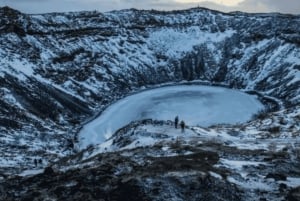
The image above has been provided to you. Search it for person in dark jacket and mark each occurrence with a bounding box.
[175,116,179,129]
[180,120,185,132]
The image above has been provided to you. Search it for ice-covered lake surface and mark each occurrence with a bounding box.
[78,85,264,149]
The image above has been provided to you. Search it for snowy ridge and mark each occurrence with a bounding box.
[51,107,299,201]
[75,107,300,200]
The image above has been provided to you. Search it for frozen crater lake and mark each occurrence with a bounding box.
[78,85,264,149]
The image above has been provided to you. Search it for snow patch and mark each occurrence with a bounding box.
[148,27,235,58]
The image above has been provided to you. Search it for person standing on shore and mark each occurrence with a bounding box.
[180,120,185,133]
[175,116,179,129]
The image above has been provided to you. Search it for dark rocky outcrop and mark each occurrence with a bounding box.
[287,187,300,201]
[0,143,241,201]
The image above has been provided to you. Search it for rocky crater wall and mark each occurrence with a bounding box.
[0,6,299,171]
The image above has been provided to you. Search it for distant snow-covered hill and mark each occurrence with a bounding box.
[0,6,299,180]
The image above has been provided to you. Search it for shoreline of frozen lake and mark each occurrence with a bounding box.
[78,85,264,149]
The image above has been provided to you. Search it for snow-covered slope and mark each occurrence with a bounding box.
[0,6,299,198]
[1,108,299,200]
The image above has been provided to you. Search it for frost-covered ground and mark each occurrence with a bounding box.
[78,85,264,149]
[67,105,299,201]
